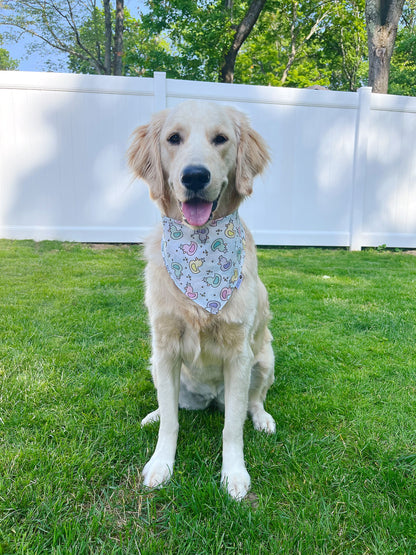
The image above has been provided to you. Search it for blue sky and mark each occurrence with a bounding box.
[2,0,142,72]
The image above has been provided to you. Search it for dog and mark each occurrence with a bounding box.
[128,101,275,500]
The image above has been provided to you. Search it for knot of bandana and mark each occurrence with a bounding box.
[161,211,245,314]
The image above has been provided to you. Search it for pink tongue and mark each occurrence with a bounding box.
[182,200,213,227]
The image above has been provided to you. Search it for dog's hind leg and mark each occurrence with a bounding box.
[141,408,160,427]
[248,339,276,434]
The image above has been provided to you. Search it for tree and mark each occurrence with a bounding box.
[0,0,125,75]
[318,0,368,91]
[233,0,367,90]
[140,0,273,83]
[389,0,416,95]
[279,0,331,85]
[113,0,124,75]
[140,0,335,86]
[0,34,17,69]
[3,0,409,96]
[365,0,405,93]
[220,0,267,82]
[141,0,237,82]
[104,0,112,73]
[67,6,175,77]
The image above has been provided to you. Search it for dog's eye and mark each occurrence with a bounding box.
[213,134,228,146]
[167,133,182,145]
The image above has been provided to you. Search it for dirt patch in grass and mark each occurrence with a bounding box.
[87,243,135,250]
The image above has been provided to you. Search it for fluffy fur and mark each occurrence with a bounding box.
[128,101,275,500]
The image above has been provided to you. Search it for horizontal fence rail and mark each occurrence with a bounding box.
[1,71,416,249]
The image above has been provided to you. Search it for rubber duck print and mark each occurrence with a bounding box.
[225,221,236,238]
[218,255,232,272]
[230,268,239,283]
[189,258,204,274]
[211,238,227,253]
[203,273,222,288]
[168,223,183,240]
[220,287,232,301]
[180,241,198,256]
[206,300,221,314]
[191,228,209,243]
[171,262,183,279]
[185,283,198,300]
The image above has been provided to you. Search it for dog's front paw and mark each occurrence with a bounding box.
[142,455,173,489]
[221,467,251,501]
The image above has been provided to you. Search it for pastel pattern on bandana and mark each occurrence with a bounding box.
[161,211,245,314]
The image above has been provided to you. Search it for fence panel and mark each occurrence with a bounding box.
[361,95,416,248]
[1,70,416,249]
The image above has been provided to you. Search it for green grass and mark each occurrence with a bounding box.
[1,240,416,554]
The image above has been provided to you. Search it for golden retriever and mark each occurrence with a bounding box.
[128,101,275,500]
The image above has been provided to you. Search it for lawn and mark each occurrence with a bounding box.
[1,240,416,554]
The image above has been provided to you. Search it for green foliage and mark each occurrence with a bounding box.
[0,35,17,69]
[66,4,107,74]
[64,0,370,89]
[1,0,93,71]
[236,0,325,87]
[67,7,174,76]
[234,0,368,90]
[319,0,368,91]
[389,28,416,96]
[140,0,238,81]
[388,1,416,96]
[137,0,369,90]
[1,0,414,94]
[1,241,416,552]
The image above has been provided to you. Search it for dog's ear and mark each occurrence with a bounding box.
[232,109,270,197]
[127,110,168,201]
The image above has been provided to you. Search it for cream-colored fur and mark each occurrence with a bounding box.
[128,101,275,500]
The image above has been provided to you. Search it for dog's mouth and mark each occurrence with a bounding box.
[180,198,219,227]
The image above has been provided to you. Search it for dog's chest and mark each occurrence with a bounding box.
[178,320,246,408]
[180,319,246,371]
[180,327,227,401]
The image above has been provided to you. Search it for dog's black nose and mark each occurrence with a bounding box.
[181,165,211,191]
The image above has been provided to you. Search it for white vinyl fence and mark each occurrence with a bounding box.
[1,70,416,250]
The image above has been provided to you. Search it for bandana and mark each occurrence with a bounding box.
[161,211,245,314]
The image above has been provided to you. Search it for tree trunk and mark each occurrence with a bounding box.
[103,0,112,75]
[113,0,124,76]
[365,0,405,93]
[281,1,298,85]
[220,0,267,83]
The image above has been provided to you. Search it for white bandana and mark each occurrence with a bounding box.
[161,211,245,314]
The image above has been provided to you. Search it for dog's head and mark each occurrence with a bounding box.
[128,101,269,227]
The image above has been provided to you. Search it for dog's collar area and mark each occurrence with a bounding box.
[161,211,245,314]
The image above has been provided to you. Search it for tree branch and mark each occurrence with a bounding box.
[1,0,106,74]
[280,3,330,85]
[220,0,267,83]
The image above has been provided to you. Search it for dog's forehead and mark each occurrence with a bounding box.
[163,102,236,134]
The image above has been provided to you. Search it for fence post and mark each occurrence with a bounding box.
[153,71,167,112]
[349,86,372,251]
